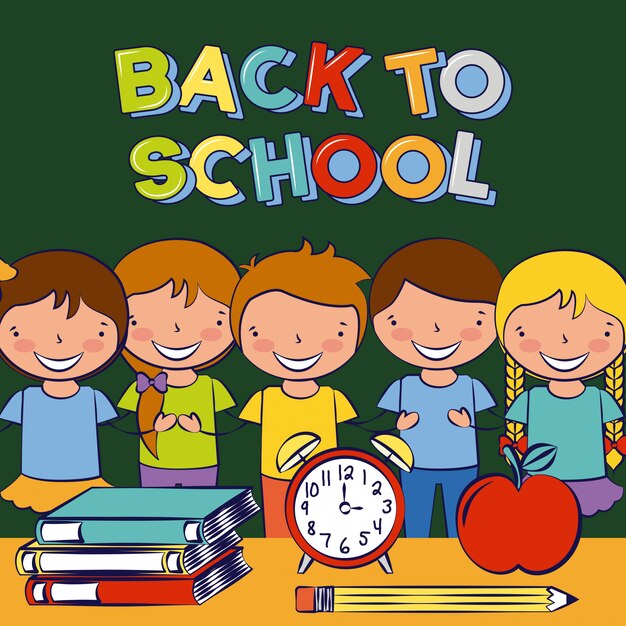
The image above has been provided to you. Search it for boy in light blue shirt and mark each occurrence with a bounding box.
[370,239,502,537]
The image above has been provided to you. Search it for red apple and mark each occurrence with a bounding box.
[457,444,581,574]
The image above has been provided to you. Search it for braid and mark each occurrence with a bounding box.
[504,352,525,448]
[605,351,625,470]
[505,352,525,409]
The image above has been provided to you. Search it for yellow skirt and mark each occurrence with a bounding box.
[1,474,111,513]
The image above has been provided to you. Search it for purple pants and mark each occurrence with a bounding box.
[139,464,218,487]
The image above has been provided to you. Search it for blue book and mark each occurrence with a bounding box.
[35,487,259,545]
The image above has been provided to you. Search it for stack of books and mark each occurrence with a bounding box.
[15,487,260,606]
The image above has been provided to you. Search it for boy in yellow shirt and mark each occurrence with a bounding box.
[232,241,369,537]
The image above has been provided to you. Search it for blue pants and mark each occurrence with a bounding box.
[401,466,478,538]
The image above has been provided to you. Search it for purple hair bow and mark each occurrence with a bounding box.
[136,372,168,394]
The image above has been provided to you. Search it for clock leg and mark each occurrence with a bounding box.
[378,552,393,574]
[297,553,314,574]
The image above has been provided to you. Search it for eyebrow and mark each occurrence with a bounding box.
[101,322,109,326]
[218,311,227,315]
[515,326,523,331]
[339,322,347,326]
[9,326,16,331]
[607,322,614,326]
[478,311,486,315]
[129,315,134,319]
[387,315,395,320]
[249,325,256,331]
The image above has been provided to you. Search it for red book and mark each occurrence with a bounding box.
[25,548,250,605]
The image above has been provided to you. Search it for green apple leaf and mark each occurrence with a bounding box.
[522,443,558,472]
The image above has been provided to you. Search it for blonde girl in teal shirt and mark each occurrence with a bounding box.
[497,251,625,516]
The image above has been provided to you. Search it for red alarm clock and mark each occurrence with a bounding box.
[286,448,404,573]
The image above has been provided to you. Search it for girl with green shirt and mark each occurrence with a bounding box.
[115,240,240,487]
[497,251,626,516]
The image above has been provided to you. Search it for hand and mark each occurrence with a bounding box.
[448,407,471,428]
[178,412,201,433]
[154,412,177,432]
[397,411,419,430]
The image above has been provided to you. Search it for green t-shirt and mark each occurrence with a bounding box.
[505,386,623,480]
[118,375,235,469]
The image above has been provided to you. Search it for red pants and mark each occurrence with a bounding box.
[261,475,291,538]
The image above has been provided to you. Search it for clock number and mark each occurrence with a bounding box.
[359,531,370,546]
[321,469,331,487]
[340,537,350,554]
[301,500,309,515]
[308,521,316,536]
[382,499,393,514]
[374,518,382,534]
[320,532,331,548]
[338,464,354,481]
[305,481,319,498]
[372,480,382,496]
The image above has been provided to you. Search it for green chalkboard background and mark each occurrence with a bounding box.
[1,1,624,538]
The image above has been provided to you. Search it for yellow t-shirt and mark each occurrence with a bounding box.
[238,386,357,480]
[118,375,235,469]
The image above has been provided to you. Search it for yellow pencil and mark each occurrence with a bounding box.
[295,585,577,613]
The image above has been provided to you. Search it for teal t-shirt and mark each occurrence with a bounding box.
[505,387,623,480]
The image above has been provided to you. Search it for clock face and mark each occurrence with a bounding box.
[286,449,404,568]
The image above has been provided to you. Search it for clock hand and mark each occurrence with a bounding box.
[351,506,363,510]
[339,482,352,515]
[342,482,347,501]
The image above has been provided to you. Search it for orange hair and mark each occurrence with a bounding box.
[114,240,240,457]
[230,240,370,346]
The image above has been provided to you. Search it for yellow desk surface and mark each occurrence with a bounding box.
[1,537,621,624]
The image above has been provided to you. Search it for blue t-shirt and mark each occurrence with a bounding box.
[378,375,496,470]
[0,386,117,480]
[505,386,623,480]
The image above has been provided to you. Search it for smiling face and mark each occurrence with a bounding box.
[240,291,360,381]
[124,281,234,370]
[0,293,119,381]
[373,281,497,370]
[503,293,624,381]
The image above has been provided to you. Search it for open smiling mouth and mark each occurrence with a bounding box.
[34,352,84,372]
[411,341,461,361]
[152,341,202,361]
[273,352,323,372]
[540,352,589,372]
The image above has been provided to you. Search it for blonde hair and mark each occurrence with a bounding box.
[114,240,240,457]
[230,240,370,346]
[496,251,626,456]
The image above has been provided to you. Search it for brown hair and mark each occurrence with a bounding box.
[230,240,370,346]
[114,239,240,457]
[370,238,502,318]
[0,250,128,379]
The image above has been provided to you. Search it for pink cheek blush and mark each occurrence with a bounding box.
[253,338,275,352]
[14,338,36,352]
[460,327,482,341]
[83,339,105,352]
[391,327,413,341]
[322,339,344,352]
[588,338,610,352]
[201,328,222,342]
[131,328,153,342]
[519,338,541,352]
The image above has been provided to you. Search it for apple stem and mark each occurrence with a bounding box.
[503,445,523,489]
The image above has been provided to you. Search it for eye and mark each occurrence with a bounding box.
[391,320,397,326]
[605,331,611,337]
[338,331,344,337]
[476,320,483,326]
[98,331,105,337]
[13,330,19,337]
[252,331,259,337]
[217,320,223,326]
[519,331,525,338]
[130,320,137,327]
